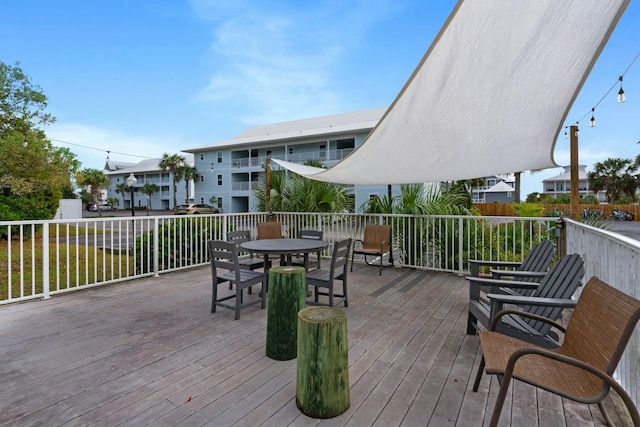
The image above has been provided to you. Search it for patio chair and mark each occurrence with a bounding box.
[350,224,391,275]
[473,276,640,427]
[466,253,584,348]
[207,240,266,320]
[257,221,284,265]
[466,240,555,334]
[307,238,352,307]
[290,229,323,271]
[227,230,265,271]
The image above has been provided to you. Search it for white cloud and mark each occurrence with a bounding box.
[190,0,398,125]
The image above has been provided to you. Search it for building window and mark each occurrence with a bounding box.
[289,147,294,155]
[218,197,223,210]
[200,197,204,203]
[217,152,222,163]
[200,176,204,182]
[319,143,326,159]
[217,174,222,186]
[200,154,204,160]
[266,149,272,157]
[507,192,512,197]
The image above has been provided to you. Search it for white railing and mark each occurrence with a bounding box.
[564,219,640,407]
[2,212,638,408]
[1,212,556,304]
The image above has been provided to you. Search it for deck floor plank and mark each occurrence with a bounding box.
[0,264,617,426]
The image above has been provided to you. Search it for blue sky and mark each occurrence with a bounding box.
[2,0,639,198]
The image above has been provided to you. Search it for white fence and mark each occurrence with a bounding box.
[564,219,640,408]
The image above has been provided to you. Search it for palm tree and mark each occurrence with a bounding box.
[141,183,159,214]
[159,153,185,213]
[253,160,351,213]
[177,165,199,204]
[588,157,639,204]
[115,183,128,209]
[77,168,109,217]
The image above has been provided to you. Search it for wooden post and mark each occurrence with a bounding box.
[296,306,350,418]
[265,157,271,213]
[570,125,580,220]
[266,266,306,360]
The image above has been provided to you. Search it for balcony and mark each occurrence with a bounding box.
[0,213,637,425]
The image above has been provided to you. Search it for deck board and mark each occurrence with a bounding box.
[0,264,619,426]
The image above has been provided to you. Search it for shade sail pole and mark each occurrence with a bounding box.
[265,157,271,213]
[570,125,580,220]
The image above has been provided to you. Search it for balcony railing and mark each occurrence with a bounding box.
[1,212,638,408]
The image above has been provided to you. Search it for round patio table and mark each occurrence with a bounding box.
[240,238,329,267]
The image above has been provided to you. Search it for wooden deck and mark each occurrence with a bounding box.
[0,264,622,426]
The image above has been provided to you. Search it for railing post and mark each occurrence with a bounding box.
[458,217,464,276]
[153,217,159,277]
[42,222,50,300]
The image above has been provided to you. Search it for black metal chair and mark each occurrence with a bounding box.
[306,238,352,307]
[208,240,266,320]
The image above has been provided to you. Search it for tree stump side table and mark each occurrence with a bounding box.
[266,266,306,360]
[296,306,350,418]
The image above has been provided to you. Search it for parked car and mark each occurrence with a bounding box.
[176,203,220,215]
[86,202,112,212]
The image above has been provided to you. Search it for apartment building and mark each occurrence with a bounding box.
[184,108,400,213]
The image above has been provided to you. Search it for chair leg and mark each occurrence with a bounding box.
[467,312,478,335]
[343,279,348,307]
[350,251,355,272]
[379,255,383,275]
[489,369,513,427]
[597,401,616,427]
[329,285,334,307]
[473,356,485,392]
[234,287,242,320]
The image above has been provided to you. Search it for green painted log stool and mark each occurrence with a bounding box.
[296,306,350,418]
[266,266,306,360]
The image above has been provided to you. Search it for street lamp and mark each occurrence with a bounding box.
[126,173,137,217]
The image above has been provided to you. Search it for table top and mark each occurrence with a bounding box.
[240,238,329,255]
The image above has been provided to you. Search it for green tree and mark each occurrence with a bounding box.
[588,158,639,204]
[253,160,351,213]
[176,165,199,204]
[77,168,109,217]
[0,61,80,220]
[141,183,159,212]
[115,183,129,209]
[159,153,185,213]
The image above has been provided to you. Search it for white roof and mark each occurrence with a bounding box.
[186,108,386,151]
[485,181,515,193]
[103,154,195,175]
[272,0,630,184]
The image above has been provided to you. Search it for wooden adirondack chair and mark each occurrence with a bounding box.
[474,276,640,427]
[466,240,555,334]
[466,253,584,348]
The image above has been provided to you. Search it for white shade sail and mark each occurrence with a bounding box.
[272,0,630,185]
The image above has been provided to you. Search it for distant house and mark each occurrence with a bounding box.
[542,165,604,202]
[471,174,515,203]
[102,157,192,211]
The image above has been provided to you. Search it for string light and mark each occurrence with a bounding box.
[563,50,639,134]
[564,127,568,139]
[617,76,625,103]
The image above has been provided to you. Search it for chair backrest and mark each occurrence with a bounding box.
[561,276,640,378]
[524,253,584,334]
[362,225,391,251]
[258,222,282,239]
[519,239,555,274]
[227,230,251,245]
[329,238,352,279]
[207,240,241,282]
[299,229,323,240]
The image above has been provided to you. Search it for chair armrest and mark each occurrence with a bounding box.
[489,307,567,333]
[490,270,546,280]
[465,276,541,290]
[469,260,521,277]
[488,295,575,331]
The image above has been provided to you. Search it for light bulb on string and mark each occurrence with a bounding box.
[618,76,625,103]
[575,122,580,137]
[564,127,568,139]
[589,108,595,128]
